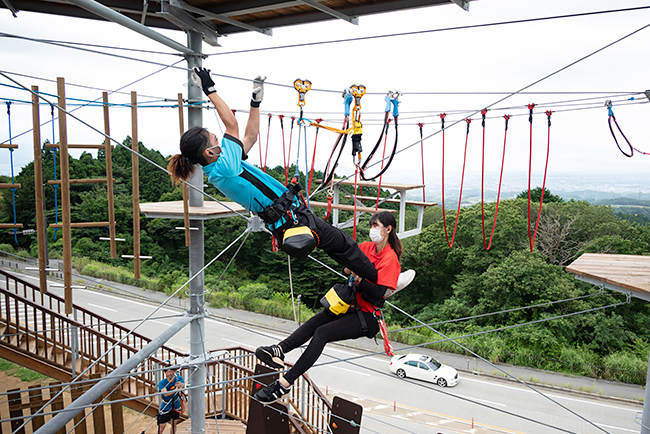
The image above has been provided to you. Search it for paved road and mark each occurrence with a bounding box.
[1,260,645,434]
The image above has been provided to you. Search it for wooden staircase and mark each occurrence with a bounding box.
[0,268,334,433]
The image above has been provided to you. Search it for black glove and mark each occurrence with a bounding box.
[192,67,216,96]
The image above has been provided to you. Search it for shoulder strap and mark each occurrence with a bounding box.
[239,167,280,201]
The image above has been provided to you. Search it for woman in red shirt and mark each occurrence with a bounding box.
[254,211,404,404]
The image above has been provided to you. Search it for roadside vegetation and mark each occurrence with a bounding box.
[1,139,649,385]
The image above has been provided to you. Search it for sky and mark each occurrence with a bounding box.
[1,0,650,199]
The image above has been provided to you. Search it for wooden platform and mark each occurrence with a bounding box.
[139,200,247,220]
[314,179,430,238]
[566,253,650,301]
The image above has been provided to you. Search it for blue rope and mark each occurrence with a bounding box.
[50,104,59,241]
[6,101,18,243]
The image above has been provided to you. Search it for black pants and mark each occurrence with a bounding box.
[278,308,379,385]
[272,206,378,282]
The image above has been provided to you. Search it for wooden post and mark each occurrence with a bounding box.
[103,92,117,260]
[89,373,106,434]
[28,386,46,430]
[178,93,190,247]
[49,382,66,434]
[57,78,73,314]
[109,388,124,434]
[131,91,141,279]
[32,85,47,294]
[8,389,25,434]
[71,383,88,434]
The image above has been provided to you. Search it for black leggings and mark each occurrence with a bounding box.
[278,309,379,385]
[272,206,378,283]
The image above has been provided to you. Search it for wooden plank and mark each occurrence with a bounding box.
[0,143,18,148]
[110,388,124,434]
[139,200,246,220]
[104,92,117,260]
[566,253,650,293]
[329,396,362,434]
[8,389,25,434]
[132,91,141,280]
[0,183,21,189]
[46,144,111,149]
[32,86,48,295]
[314,179,424,191]
[48,178,114,185]
[49,382,66,434]
[343,195,436,207]
[0,223,24,229]
[309,201,397,214]
[71,383,88,434]
[90,374,107,434]
[57,77,73,315]
[49,222,110,229]
[28,387,45,430]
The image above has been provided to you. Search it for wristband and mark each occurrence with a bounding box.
[250,99,260,108]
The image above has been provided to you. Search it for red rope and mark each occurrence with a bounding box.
[286,117,295,184]
[375,118,391,210]
[526,105,552,252]
[481,113,510,251]
[441,115,471,248]
[418,122,425,203]
[279,115,287,185]
[262,113,272,172]
[308,118,323,196]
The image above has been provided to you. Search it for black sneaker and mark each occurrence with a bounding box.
[254,379,291,404]
[255,345,284,369]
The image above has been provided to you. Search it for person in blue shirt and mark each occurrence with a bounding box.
[157,365,185,433]
[167,67,378,283]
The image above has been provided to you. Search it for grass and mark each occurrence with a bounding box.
[0,358,50,383]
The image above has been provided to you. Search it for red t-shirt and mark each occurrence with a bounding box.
[355,241,401,313]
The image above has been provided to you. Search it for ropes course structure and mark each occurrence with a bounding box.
[1,6,650,434]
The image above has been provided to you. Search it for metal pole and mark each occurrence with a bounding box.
[34,314,194,434]
[186,30,206,434]
[641,350,650,434]
[65,0,196,55]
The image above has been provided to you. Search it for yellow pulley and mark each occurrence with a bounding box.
[294,79,312,107]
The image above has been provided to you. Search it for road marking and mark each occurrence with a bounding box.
[461,376,639,411]
[88,303,117,312]
[329,366,370,377]
[222,338,246,346]
[596,423,638,433]
[151,320,171,326]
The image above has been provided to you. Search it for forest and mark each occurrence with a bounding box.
[1,138,650,384]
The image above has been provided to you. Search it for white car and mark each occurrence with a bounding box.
[389,353,459,387]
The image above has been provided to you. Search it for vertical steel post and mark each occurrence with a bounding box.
[186,30,206,434]
[641,351,650,434]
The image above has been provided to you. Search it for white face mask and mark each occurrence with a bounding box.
[369,227,385,244]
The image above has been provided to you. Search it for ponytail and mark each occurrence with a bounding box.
[167,126,210,183]
[370,211,403,260]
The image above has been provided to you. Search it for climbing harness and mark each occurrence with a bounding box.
[526,104,552,252]
[480,111,509,251]
[441,114,471,248]
[358,90,400,181]
[5,102,18,243]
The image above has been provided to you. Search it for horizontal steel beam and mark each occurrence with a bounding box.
[65,0,196,54]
